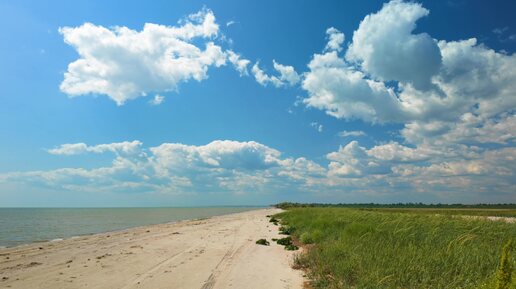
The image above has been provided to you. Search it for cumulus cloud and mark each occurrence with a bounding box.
[324,27,345,52]
[301,0,516,151]
[302,51,404,122]
[252,60,300,87]
[7,140,323,196]
[3,138,515,202]
[325,140,515,202]
[48,141,143,155]
[346,0,442,91]
[338,130,366,137]
[60,9,228,105]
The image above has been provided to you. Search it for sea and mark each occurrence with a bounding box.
[0,207,263,248]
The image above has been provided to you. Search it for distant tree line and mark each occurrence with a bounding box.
[274,202,516,209]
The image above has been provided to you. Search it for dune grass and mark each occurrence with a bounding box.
[361,208,516,218]
[276,208,515,289]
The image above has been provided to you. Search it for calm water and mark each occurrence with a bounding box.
[0,207,262,247]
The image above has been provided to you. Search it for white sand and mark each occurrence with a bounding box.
[0,208,305,289]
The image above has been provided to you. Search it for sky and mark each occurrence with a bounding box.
[0,0,515,207]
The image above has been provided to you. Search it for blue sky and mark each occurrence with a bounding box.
[0,0,515,207]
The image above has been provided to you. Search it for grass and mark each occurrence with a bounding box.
[276,207,516,289]
[362,208,516,218]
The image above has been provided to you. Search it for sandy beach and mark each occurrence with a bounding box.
[0,208,304,289]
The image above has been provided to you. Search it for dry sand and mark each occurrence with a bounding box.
[0,208,305,289]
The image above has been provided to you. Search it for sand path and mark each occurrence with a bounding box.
[0,208,304,289]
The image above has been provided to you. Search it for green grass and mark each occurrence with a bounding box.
[362,208,516,218]
[276,208,516,289]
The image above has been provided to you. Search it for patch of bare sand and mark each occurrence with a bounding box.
[0,208,304,289]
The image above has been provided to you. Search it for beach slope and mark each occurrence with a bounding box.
[0,208,304,289]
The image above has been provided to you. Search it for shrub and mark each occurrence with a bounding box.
[256,239,270,246]
[276,237,292,246]
[285,244,299,251]
[279,226,295,235]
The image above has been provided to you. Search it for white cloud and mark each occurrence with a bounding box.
[149,140,282,175]
[338,130,366,137]
[48,141,142,155]
[273,60,300,86]
[2,138,515,202]
[227,50,251,76]
[149,94,165,105]
[252,60,300,87]
[324,27,345,52]
[252,62,282,87]
[310,122,323,132]
[59,9,227,105]
[28,140,325,195]
[346,0,442,91]
[226,20,237,27]
[301,0,516,152]
[302,51,404,123]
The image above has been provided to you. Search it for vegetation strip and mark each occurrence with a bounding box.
[275,207,515,288]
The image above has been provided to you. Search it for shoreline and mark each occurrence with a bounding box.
[0,207,266,249]
[0,208,304,289]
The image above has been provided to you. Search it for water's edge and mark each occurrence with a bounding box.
[0,207,266,248]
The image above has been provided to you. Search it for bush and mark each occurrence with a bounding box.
[279,226,295,235]
[276,237,292,246]
[256,239,270,246]
[285,244,299,251]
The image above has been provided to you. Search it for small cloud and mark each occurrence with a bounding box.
[310,122,323,132]
[338,130,366,137]
[493,27,508,35]
[252,60,300,88]
[294,96,304,107]
[493,26,516,43]
[149,95,165,105]
[226,20,237,27]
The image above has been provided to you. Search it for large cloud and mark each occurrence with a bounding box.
[3,140,324,196]
[2,139,514,202]
[60,9,235,105]
[346,0,442,91]
[302,50,405,122]
[301,0,516,152]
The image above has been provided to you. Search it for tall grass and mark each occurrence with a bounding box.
[276,208,515,289]
[362,208,516,218]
